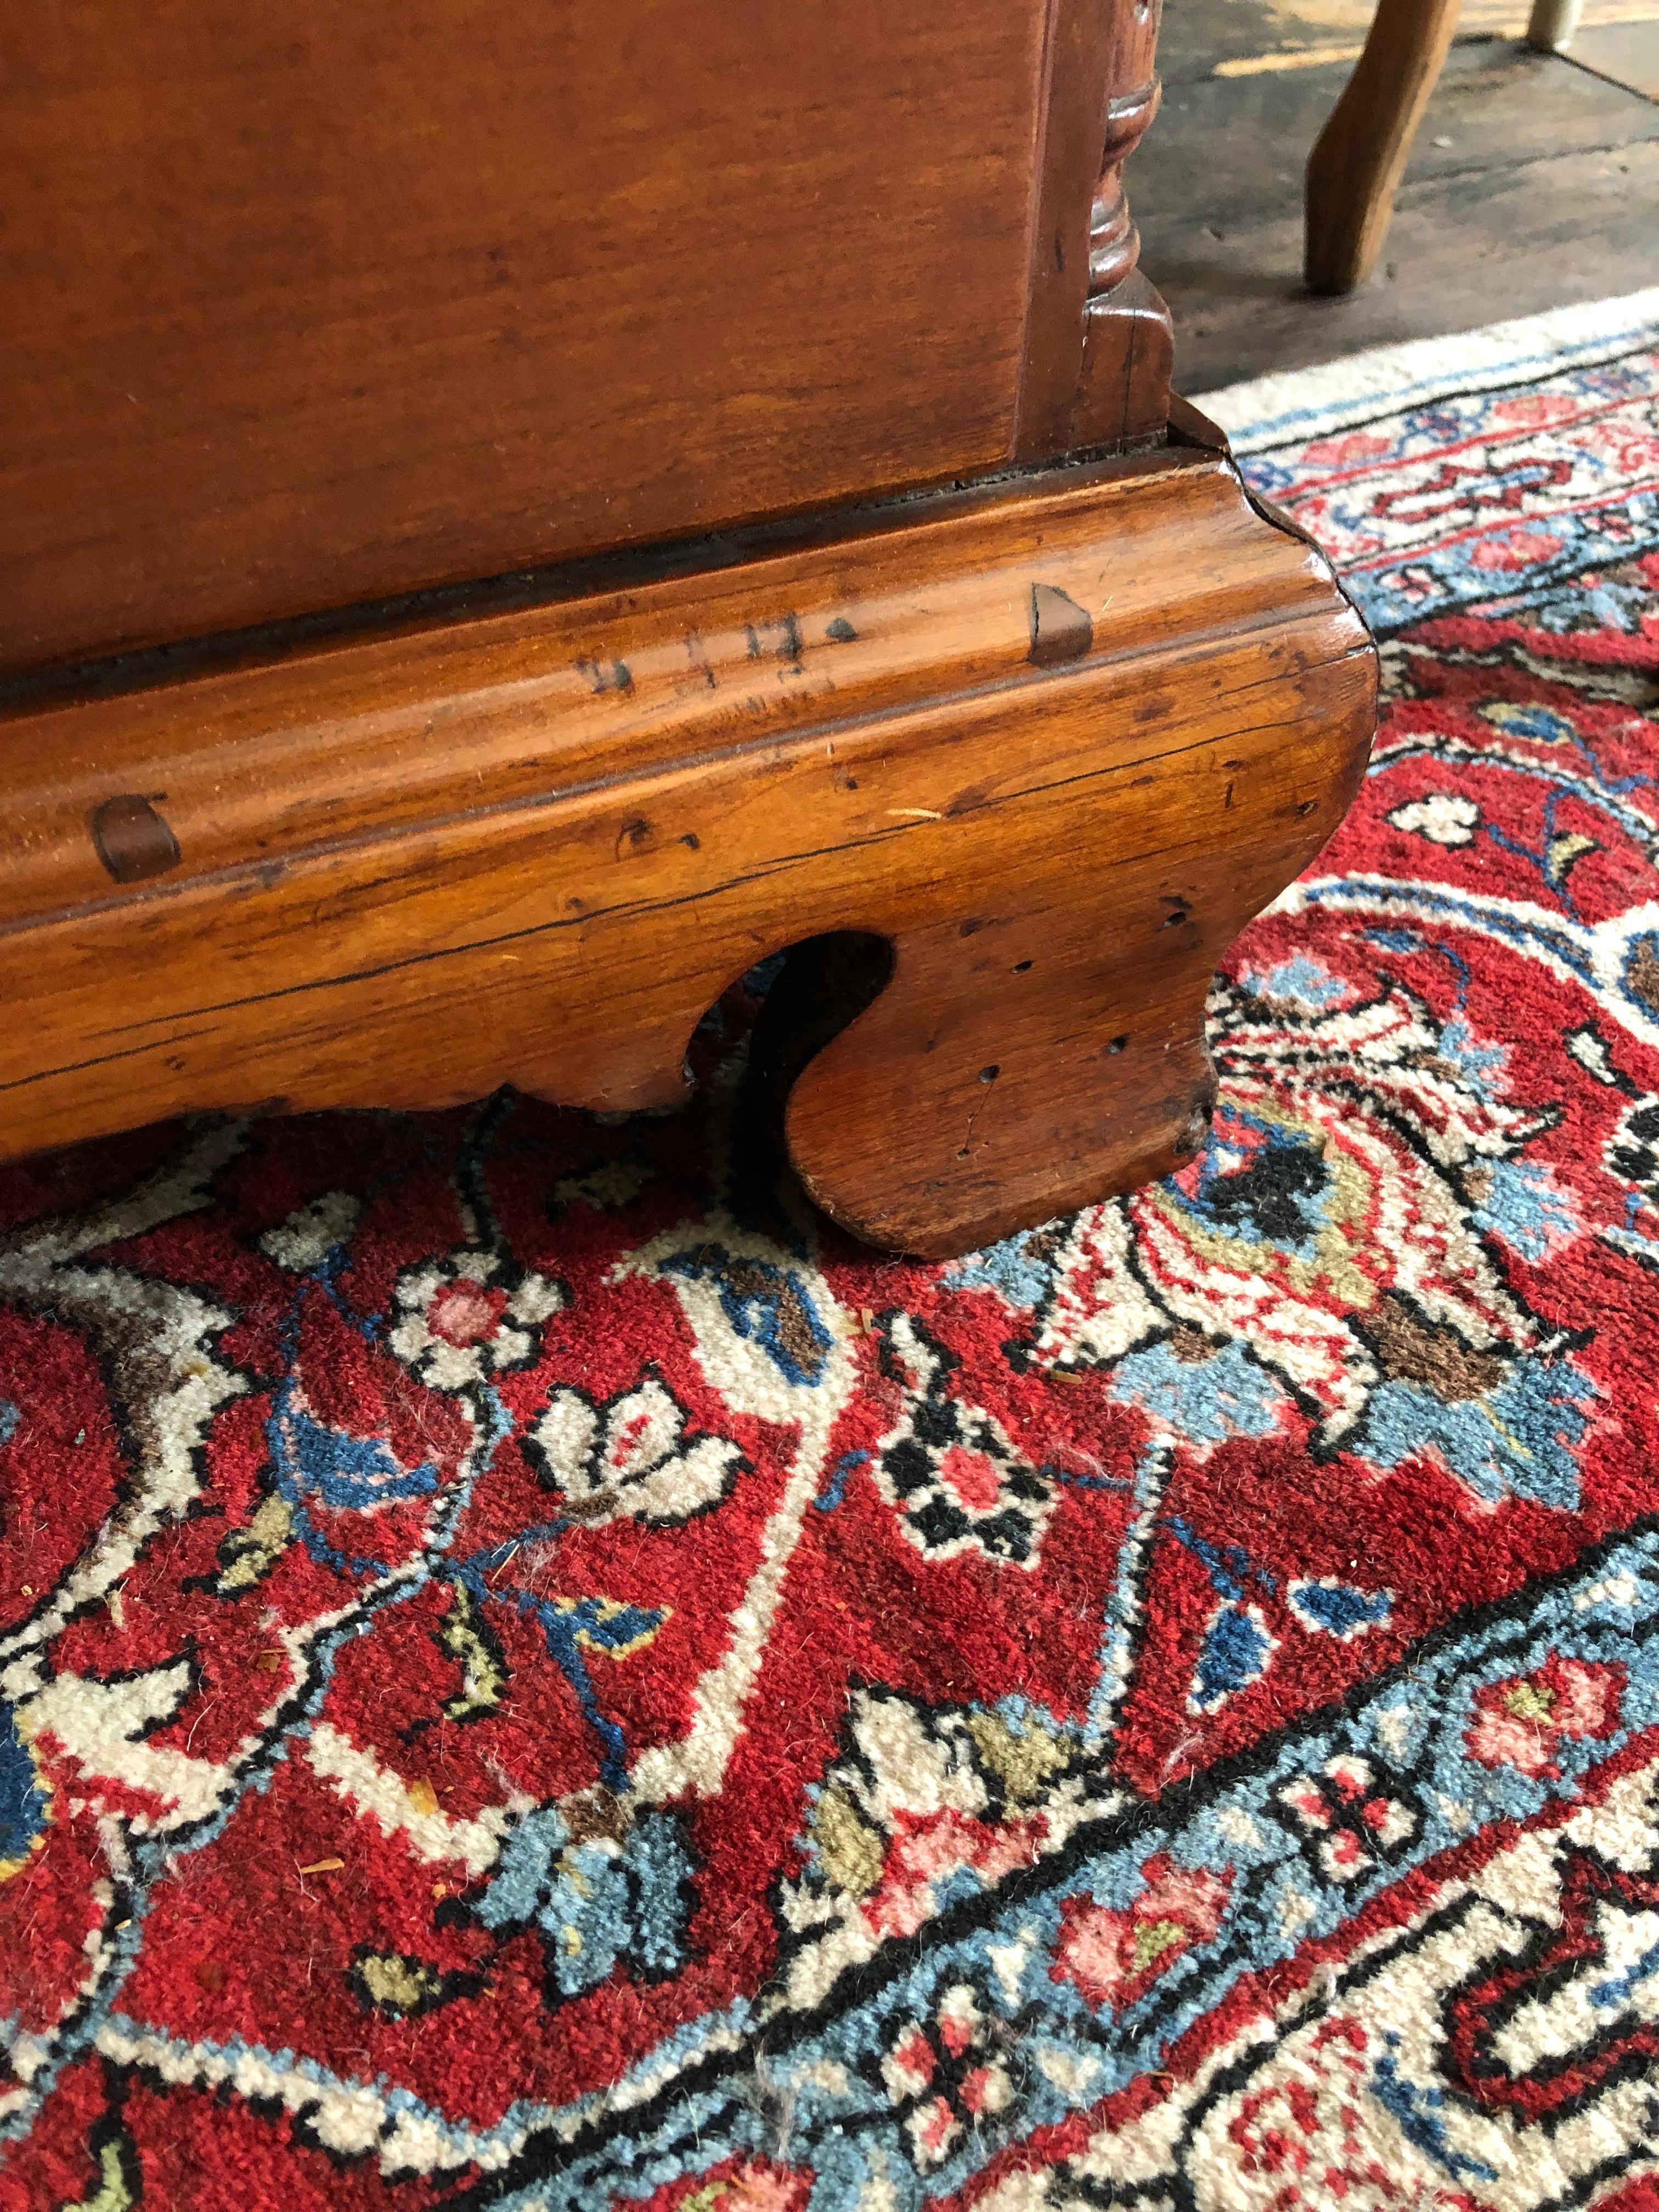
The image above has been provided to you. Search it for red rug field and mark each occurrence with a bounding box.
[3,295,1659,2210]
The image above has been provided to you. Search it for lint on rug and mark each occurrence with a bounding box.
[3,290,1659,2211]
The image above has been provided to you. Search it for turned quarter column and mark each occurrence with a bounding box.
[1016,0,1175,461]
[1074,0,1174,449]
[1087,0,1161,296]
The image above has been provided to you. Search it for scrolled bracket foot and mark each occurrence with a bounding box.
[1,445,1374,1259]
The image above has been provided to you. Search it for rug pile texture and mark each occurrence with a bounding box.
[4,292,1659,2211]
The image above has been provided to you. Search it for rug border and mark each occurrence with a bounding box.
[1198,286,1659,453]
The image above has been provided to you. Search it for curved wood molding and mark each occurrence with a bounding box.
[0,445,1375,1255]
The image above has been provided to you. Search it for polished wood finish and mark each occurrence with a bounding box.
[1018,0,1120,456]
[1076,270,1177,453]
[1076,0,1174,448]
[1018,0,1173,459]
[1,1,1058,679]
[2,0,1193,685]
[1,0,1380,1252]
[0,444,1374,1255]
[1089,0,1165,299]
[1305,0,1464,295]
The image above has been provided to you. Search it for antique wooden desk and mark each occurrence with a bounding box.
[0,1,1375,1254]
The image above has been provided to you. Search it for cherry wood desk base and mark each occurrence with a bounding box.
[0,421,1374,1255]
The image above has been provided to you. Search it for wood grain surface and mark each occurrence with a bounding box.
[1,0,1053,677]
[0,447,1375,1254]
[1018,0,1176,458]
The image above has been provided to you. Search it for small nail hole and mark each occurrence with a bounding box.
[1108,1034,1128,1054]
[1012,960,1033,974]
[979,1064,1000,1084]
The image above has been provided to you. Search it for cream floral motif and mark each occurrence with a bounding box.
[775,1684,1111,2012]
[1388,793,1481,846]
[528,1371,746,1526]
[389,1249,563,1388]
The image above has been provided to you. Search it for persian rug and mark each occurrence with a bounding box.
[4,290,1659,2212]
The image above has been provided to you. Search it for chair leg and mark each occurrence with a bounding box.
[1305,0,1463,296]
[1525,0,1584,49]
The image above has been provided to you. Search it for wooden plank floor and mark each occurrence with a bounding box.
[1142,0,1659,393]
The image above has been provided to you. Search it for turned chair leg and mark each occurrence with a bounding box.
[1525,0,1584,48]
[1305,0,1462,296]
